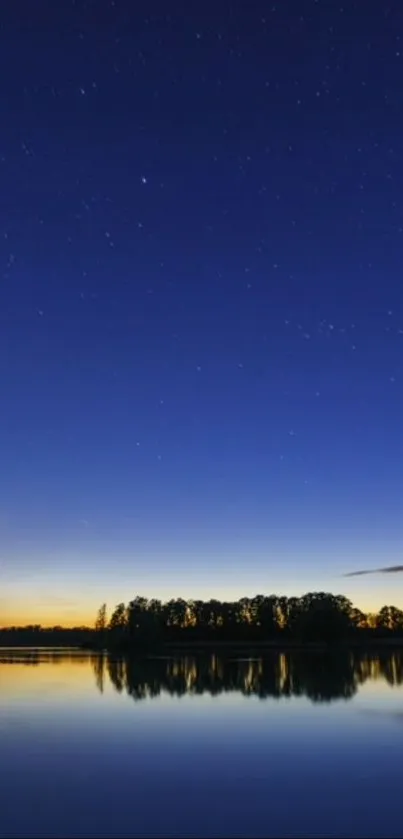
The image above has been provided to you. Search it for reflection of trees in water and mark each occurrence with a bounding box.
[91,654,105,694]
[353,652,403,688]
[100,650,403,704]
[106,657,126,693]
[3,649,402,703]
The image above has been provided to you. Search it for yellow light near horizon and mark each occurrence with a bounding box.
[0,656,96,702]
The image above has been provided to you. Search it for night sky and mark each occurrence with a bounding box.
[1,1,402,626]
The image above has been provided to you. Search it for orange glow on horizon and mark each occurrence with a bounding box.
[0,606,95,630]
[0,615,93,629]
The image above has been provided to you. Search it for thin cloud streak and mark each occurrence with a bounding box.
[344,565,403,578]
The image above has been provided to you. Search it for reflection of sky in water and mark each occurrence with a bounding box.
[1,652,403,838]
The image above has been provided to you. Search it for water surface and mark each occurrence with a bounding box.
[1,649,402,838]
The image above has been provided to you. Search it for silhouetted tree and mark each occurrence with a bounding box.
[291,593,354,644]
[376,605,403,634]
[95,603,107,634]
[108,602,127,646]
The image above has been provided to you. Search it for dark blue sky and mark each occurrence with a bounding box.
[1,0,402,624]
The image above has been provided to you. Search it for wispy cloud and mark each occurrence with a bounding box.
[344,565,403,578]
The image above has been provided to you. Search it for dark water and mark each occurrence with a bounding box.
[1,649,403,838]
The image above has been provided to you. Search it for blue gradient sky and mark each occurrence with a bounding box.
[1,1,402,625]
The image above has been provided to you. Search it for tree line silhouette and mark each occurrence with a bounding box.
[1,591,402,649]
[94,591,403,650]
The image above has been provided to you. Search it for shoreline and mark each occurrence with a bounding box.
[2,637,403,653]
[86,637,403,654]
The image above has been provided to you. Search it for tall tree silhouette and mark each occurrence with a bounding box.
[95,603,107,634]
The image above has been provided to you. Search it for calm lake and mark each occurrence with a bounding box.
[1,649,403,838]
